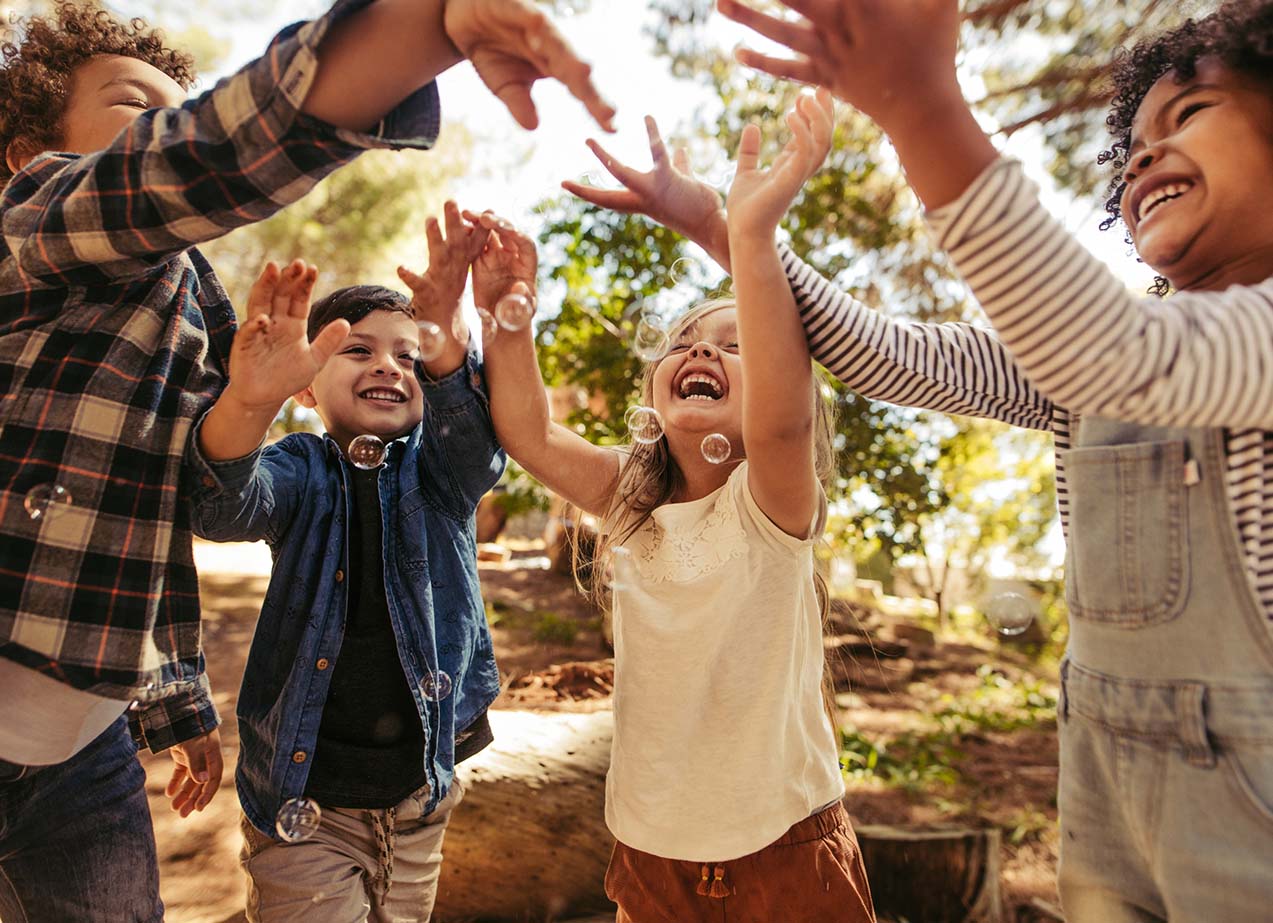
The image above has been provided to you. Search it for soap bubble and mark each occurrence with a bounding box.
[24,483,72,521]
[633,316,670,362]
[476,308,499,344]
[416,320,446,362]
[347,434,386,470]
[422,670,453,702]
[984,593,1035,637]
[275,797,322,843]
[495,293,534,331]
[700,433,731,464]
[627,406,665,445]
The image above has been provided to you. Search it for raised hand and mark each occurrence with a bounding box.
[717,0,959,133]
[464,211,539,311]
[726,88,835,242]
[223,260,349,412]
[561,115,731,270]
[396,200,489,327]
[445,0,616,132]
[166,727,223,818]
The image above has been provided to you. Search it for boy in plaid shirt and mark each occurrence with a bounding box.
[0,1,612,920]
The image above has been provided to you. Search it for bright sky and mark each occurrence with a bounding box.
[112,0,1157,294]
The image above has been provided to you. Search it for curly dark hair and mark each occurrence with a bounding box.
[1099,0,1273,295]
[0,0,195,182]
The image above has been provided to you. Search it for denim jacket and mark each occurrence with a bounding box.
[187,350,505,837]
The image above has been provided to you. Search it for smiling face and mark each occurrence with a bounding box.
[1119,57,1273,290]
[53,54,187,157]
[298,310,424,452]
[649,306,743,446]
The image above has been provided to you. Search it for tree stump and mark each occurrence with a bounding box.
[856,824,1003,923]
[435,710,617,922]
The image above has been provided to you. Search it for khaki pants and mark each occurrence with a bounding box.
[240,780,464,923]
[605,802,875,923]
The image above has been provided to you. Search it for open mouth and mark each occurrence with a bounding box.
[1137,180,1194,224]
[676,371,724,402]
[359,388,406,405]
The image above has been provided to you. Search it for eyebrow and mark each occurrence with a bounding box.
[345,332,416,349]
[1130,82,1221,151]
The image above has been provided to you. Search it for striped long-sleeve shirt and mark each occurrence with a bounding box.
[782,158,1273,620]
[0,0,440,751]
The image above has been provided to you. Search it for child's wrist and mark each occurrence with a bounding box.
[217,383,284,419]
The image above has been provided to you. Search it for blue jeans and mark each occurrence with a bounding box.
[0,716,162,923]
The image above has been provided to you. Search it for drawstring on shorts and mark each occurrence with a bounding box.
[696,863,732,899]
[369,806,396,904]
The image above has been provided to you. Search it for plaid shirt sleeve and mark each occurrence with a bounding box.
[0,0,441,289]
[128,665,219,754]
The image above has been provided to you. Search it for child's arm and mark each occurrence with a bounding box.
[562,115,732,272]
[563,113,1054,433]
[468,216,622,516]
[721,0,1273,430]
[726,90,834,538]
[308,0,614,133]
[396,200,490,380]
[189,261,346,543]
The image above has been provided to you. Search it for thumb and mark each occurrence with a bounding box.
[310,319,351,370]
[735,124,762,174]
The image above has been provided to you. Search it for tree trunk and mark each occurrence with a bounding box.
[856,824,1003,923]
[435,710,617,923]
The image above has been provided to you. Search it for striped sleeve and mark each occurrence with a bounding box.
[779,244,1054,431]
[927,159,1273,430]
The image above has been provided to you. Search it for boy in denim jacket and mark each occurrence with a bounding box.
[190,204,503,920]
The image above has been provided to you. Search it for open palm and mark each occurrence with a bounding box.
[226,260,349,410]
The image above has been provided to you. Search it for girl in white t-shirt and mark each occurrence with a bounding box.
[477,89,874,923]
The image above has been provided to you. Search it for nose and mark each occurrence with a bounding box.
[371,351,403,379]
[1123,149,1156,184]
[687,340,717,360]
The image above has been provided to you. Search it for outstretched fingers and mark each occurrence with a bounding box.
[717,0,823,57]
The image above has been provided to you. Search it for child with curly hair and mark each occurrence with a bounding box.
[0,1,611,920]
[574,0,1273,918]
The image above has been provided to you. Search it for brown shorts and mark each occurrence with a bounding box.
[605,802,876,923]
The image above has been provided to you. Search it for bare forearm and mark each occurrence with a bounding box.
[879,90,999,212]
[484,330,617,514]
[198,387,281,462]
[731,234,815,442]
[304,0,461,131]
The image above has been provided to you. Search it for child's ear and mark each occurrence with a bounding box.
[4,136,41,175]
[292,386,318,409]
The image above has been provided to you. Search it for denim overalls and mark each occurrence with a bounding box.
[1058,416,1273,921]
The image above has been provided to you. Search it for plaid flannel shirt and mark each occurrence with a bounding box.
[0,0,441,752]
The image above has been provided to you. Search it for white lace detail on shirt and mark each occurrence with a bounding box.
[628,486,749,584]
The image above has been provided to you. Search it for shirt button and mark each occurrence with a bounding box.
[316,658,329,671]
[292,750,307,764]
[334,570,344,583]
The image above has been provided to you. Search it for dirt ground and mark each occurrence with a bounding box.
[143,539,1062,923]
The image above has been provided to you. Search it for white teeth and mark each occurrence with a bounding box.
[678,373,723,399]
[1138,182,1192,222]
[361,389,404,403]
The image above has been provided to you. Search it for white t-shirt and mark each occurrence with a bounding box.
[605,462,845,862]
[0,659,127,764]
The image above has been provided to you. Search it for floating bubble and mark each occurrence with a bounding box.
[633,316,670,362]
[476,308,499,344]
[669,256,699,286]
[24,483,72,521]
[275,797,322,843]
[451,312,469,346]
[422,670,453,702]
[623,405,643,430]
[495,293,534,331]
[347,434,386,470]
[416,320,446,362]
[701,433,731,464]
[984,592,1036,637]
[627,406,665,445]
